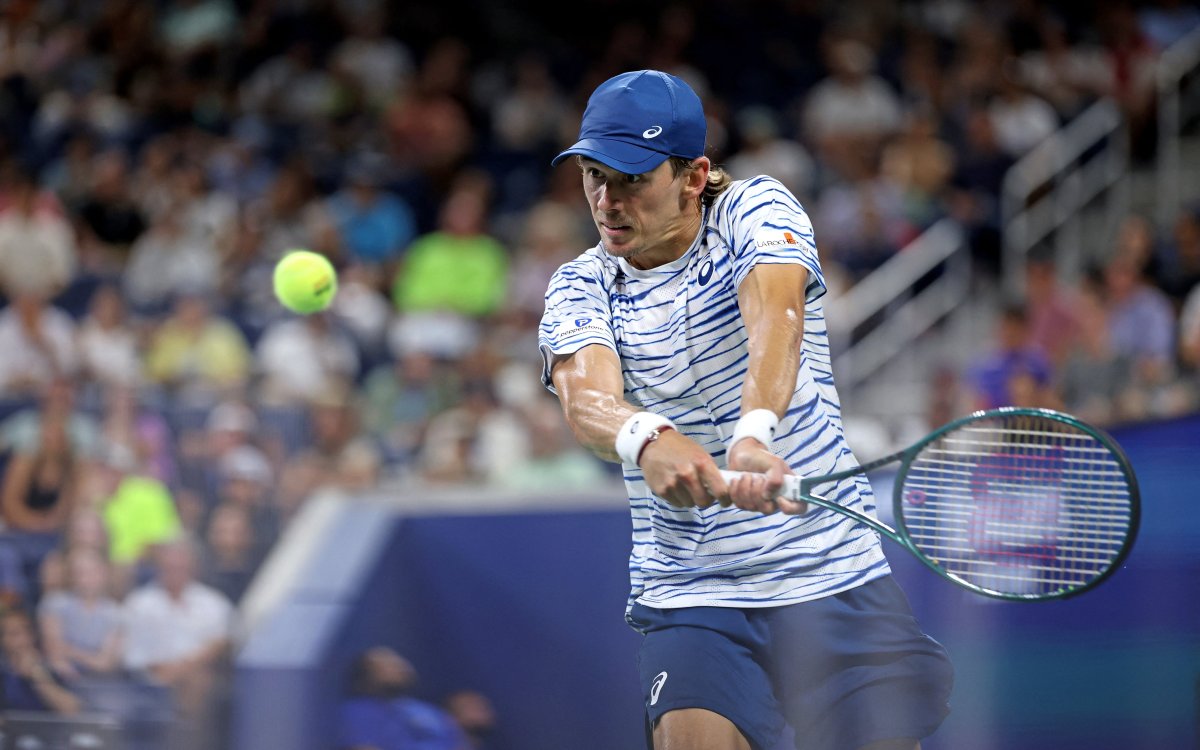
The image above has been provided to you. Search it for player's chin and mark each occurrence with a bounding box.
[600,240,639,259]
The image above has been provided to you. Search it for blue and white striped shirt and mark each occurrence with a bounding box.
[539,176,889,619]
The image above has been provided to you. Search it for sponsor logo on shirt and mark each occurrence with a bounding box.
[697,259,714,286]
[755,230,802,248]
[554,318,609,340]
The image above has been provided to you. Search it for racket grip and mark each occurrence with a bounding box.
[719,470,804,499]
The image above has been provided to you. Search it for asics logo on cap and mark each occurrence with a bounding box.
[642,126,663,139]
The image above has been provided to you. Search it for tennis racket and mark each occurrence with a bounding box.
[722,407,1140,601]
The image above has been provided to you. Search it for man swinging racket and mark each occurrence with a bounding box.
[538,70,954,750]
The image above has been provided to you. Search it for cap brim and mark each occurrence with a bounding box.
[551,138,671,174]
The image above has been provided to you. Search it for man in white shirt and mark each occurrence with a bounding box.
[540,69,952,750]
[123,535,233,718]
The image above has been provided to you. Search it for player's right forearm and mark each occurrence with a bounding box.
[559,388,636,464]
[549,347,640,464]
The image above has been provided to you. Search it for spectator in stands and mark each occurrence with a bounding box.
[143,291,252,403]
[726,106,816,206]
[1,381,84,534]
[177,399,263,499]
[34,507,113,602]
[330,8,415,112]
[812,154,908,277]
[968,303,1055,410]
[390,176,508,360]
[1057,278,1132,426]
[278,391,381,515]
[76,284,142,389]
[94,444,181,587]
[1105,242,1192,418]
[96,384,176,487]
[214,444,280,553]
[123,535,233,719]
[338,646,468,750]
[330,263,395,360]
[879,104,956,233]
[0,294,81,398]
[415,378,499,485]
[0,607,81,714]
[443,689,497,750]
[495,396,608,492]
[802,36,903,176]
[255,312,361,406]
[1018,13,1113,120]
[38,547,123,680]
[1155,205,1200,304]
[123,199,223,312]
[502,200,586,330]
[325,152,417,271]
[948,106,1016,275]
[987,60,1060,158]
[75,149,147,266]
[1025,253,1082,366]
[0,163,77,300]
[362,349,461,465]
[1105,249,1177,379]
[1097,1,1160,162]
[239,39,341,124]
[201,502,260,604]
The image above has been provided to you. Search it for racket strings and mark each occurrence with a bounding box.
[900,414,1133,598]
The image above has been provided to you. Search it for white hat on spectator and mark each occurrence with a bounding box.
[219,445,273,484]
[207,401,258,434]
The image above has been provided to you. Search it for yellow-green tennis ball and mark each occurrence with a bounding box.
[273,250,337,314]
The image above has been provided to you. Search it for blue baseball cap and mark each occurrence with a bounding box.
[552,70,706,174]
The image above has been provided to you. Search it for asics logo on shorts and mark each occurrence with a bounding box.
[643,126,663,139]
[650,671,669,706]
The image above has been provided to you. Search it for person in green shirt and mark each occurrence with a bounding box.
[391,180,508,318]
[96,444,181,569]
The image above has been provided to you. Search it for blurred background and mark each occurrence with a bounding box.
[0,0,1197,749]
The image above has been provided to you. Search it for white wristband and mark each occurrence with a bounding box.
[616,412,675,467]
[729,409,779,452]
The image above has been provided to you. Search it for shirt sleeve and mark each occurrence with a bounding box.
[721,177,826,303]
[537,255,616,393]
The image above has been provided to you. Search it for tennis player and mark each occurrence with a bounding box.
[538,70,954,750]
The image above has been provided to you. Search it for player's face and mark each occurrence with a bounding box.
[579,157,707,270]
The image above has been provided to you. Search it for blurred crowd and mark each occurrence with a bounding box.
[0,0,1198,747]
[937,209,1200,431]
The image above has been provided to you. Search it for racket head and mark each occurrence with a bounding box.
[892,407,1140,601]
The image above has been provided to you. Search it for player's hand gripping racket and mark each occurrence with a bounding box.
[722,407,1140,601]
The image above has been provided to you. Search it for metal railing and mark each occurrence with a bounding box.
[1157,25,1200,231]
[1001,98,1129,296]
[826,218,970,394]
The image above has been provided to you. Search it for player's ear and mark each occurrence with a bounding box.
[682,157,710,199]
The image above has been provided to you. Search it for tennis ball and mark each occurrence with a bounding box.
[273,250,338,314]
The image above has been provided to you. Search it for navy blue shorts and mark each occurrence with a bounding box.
[630,575,954,750]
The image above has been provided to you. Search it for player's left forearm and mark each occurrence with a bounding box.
[736,265,809,419]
